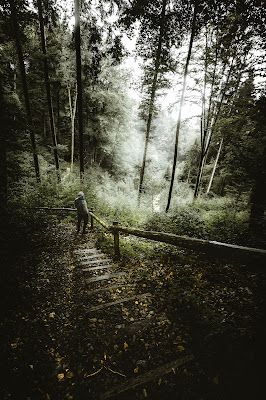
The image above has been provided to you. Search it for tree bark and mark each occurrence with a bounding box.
[138,0,167,203]
[193,53,238,200]
[166,1,198,212]
[37,0,60,182]
[10,0,41,182]
[74,0,84,178]
[0,75,7,214]
[249,144,266,233]
[68,85,78,173]
[206,137,223,194]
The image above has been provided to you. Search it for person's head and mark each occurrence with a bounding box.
[77,191,85,199]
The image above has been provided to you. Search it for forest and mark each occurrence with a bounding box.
[0,0,266,399]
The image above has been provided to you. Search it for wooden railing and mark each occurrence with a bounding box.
[32,207,266,266]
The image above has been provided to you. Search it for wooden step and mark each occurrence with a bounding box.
[86,283,135,295]
[74,248,99,254]
[85,272,126,284]
[100,355,194,400]
[86,293,151,312]
[81,258,112,265]
[79,253,106,260]
[82,264,115,272]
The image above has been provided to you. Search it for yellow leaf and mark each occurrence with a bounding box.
[66,371,74,379]
[49,312,55,318]
[57,373,64,381]
[145,343,149,350]
[158,378,162,385]
[140,338,145,343]
[213,375,219,384]
[134,366,139,373]
[114,345,118,350]
[135,301,139,305]
[178,345,185,352]
[124,342,128,351]
[46,394,51,400]
[143,284,147,287]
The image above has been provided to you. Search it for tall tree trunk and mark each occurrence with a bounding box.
[194,27,209,200]
[206,137,223,194]
[138,0,167,203]
[249,144,266,233]
[193,54,238,199]
[68,85,78,173]
[0,75,7,215]
[74,0,84,178]
[10,0,41,182]
[57,88,60,141]
[37,0,60,182]
[166,1,198,212]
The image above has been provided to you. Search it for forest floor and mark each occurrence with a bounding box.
[0,221,266,400]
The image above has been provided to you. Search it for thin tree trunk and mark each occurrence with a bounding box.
[249,144,266,233]
[37,0,60,182]
[57,89,60,140]
[68,85,78,173]
[10,0,40,182]
[138,0,167,203]
[74,0,84,178]
[0,75,7,214]
[206,137,223,194]
[166,1,198,212]
[194,27,209,199]
[194,53,238,200]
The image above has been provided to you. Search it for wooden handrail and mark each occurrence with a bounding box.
[29,207,266,265]
[88,210,110,231]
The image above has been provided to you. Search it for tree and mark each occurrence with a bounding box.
[74,0,84,177]
[166,0,198,212]
[192,8,253,199]
[37,0,60,182]
[248,95,266,234]
[138,0,167,202]
[9,0,41,182]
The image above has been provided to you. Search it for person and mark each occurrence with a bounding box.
[74,191,89,234]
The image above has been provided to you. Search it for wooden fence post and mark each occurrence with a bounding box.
[90,207,94,230]
[113,221,120,258]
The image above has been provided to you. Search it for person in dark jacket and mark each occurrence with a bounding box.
[74,191,89,234]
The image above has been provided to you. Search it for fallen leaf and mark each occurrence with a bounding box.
[134,366,139,373]
[178,345,185,352]
[57,373,64,381]
[124,342,128,351]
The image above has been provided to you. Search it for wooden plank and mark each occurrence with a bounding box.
[114,226,266,262]
[82,264,115,272]
[85,272,126,284]
[87,293,151,312]
[81,258,111,265]
[79,253,106,259]
[89,211,110,230]
[86,283,136,295]
[74,249,100,255]
[100,355,194,399]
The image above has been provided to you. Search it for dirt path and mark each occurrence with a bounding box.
[1,223,265,399]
